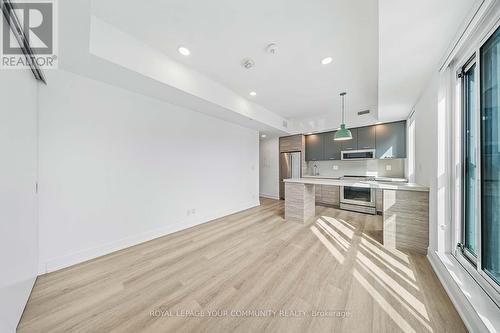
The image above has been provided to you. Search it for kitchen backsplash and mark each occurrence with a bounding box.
[306,159,405,178]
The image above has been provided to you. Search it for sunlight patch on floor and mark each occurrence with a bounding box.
[360,237,416,282]
[317,220,350,250]
[357,252,429,321]
[359,243,419,290]
[361,232,410,264]
[353,269,422,333]
[356,264,433,332]
[321,216,354,239]
[310,225,345,264]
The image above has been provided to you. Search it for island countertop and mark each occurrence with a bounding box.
[283,177,429,192]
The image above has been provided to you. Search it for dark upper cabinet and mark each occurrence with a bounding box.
[357,126,376,150]
[341,128,358,151]
[302,121,406,161]
[323,131,342,160]
[375,121,406,159]
[305,133,324,161]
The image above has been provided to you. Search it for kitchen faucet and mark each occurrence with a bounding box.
[313,164,319,176]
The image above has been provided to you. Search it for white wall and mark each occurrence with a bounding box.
[0,70,39,332]
[413,68,456,255]
[405,112,416,183]
[412,72,440,251]
[37,69,259,273]
[259,137,279,199]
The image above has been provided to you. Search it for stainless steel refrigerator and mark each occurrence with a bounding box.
[279,151,302,199]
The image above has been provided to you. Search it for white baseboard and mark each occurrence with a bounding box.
[427,251,497,333]
[259,193,280,200]
[39,200,259,275]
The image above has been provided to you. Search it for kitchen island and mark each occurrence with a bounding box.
[283,178,430,254]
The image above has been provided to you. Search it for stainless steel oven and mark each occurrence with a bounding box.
[339,176,376,214]
[341,186,376,206]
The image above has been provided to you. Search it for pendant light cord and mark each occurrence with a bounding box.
[340,92,346,124]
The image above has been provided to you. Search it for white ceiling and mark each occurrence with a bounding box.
[91,0,378,121]
[91,0,476,130]
[378,0,478,121]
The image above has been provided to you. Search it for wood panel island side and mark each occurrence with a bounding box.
[283,178,430,254]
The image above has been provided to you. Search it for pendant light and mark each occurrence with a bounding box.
[334,92,352,141]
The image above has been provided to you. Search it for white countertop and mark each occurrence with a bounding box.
[284,177,429,192]
[303,175,340,180]
[302,175,408,183]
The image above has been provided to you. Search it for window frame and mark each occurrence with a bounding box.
[453,20,500,309]
[478,25,500,294]
[459,54,479,265]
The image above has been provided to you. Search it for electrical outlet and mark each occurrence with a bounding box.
[333,165,339,170]
[386,164,392,171]
[191,208,196,214]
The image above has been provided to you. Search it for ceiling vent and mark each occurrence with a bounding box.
[357,110,370,116]
[241,58,255,69]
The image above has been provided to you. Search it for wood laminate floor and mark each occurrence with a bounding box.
[18,198,466,333]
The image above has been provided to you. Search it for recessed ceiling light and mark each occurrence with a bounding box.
[249,91,257,96]
[321,57,333,65]
[178,46,190,56]
[307,132,313,135]
[261,134,267,138]
[241,58,255,69]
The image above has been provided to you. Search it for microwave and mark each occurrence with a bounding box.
[341,149,376,160]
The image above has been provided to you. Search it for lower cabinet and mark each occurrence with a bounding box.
[316,185,340,206]
[376,189,383,213]
[315,185,322,202]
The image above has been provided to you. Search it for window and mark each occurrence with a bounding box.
[462,58,478,260]
[480,26,500,285]
[458,25,500,298]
